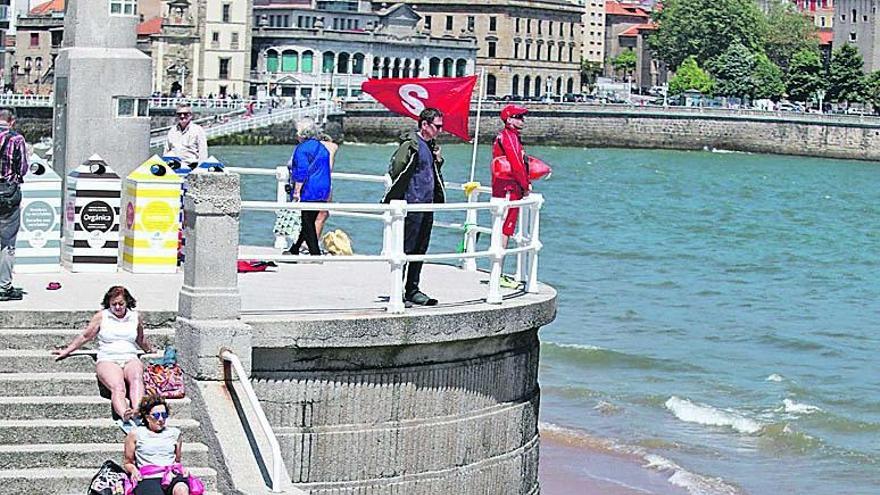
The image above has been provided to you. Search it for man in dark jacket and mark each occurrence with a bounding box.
[382,108,445,306]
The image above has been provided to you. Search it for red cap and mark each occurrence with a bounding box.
[500,104,528,122]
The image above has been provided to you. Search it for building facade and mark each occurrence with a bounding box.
[196,0,252,97]
[582,0,605,64]
[833,0,878,72]
[758,0,834,28]
[603,0,665,92]
[250,0,476,101]
[141,1,202,96]
[10,0,62,94]
[398,0,582,99]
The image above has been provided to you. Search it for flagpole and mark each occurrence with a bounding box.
[468,67,486,183]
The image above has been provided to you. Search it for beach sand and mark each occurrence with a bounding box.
[539,429,689,495]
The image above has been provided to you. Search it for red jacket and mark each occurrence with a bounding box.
[492,126,529,195]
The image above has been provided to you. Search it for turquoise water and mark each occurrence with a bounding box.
[215,144,879,495]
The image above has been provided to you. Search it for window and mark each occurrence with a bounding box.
[841,14,846,21]
[525,44,531,60]
[223,4,231,23]
[446,16,453,30]
[864,15,869,21]
[488,41,496,58]
[850,31,857,41]
[536,44,542,60]
[116,97,149,117]
[219,58,230,79]
[323,52,335,73]
[29,33,38,47]
[266,51,279,72]
[516,18,520,33]
[425,15,431,29]
[549,22,553,36]
[109,0,136,15]
[231,32,239,49]
[467,16,474,32]
[538,20,542,35]
[212,32,219,43]
[514,42,519,58]
[301,51,314,73]
[851,9,856,22]
[527,19,531,34]
[489,16,496,31]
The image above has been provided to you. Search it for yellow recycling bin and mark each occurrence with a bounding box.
[121,155,183,273]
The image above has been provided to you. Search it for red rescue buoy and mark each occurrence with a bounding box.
[491,155,553,181]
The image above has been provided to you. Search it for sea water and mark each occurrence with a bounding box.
[216,144,879,495]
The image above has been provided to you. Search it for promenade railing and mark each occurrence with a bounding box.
[228,165,544,314]
[150,101,339,149]
[0,94,53,107]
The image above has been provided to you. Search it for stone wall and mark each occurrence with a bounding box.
[341,104,880,162]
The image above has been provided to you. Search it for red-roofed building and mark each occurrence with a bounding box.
[29,0,64,16]
[137,16,163,36]
[757,0,834,29]
[604,1,666,93]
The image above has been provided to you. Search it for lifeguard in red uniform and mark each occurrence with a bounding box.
[491,104,530,244]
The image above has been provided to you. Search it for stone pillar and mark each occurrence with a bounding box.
[176,171,252,380]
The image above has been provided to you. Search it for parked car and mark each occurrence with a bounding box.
[563,93,585,102]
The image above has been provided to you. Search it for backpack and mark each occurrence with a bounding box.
[0,132,23,215]
[87,459,127,495]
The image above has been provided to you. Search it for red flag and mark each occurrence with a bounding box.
[361,76,477,141]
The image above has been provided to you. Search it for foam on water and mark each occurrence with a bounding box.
[780,398,823,415]
[644,455,743,495]
[765,373,784,382]
[665,397,763,434]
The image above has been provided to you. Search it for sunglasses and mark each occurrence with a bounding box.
[510,114,525,120]
[176,112,192,117]
[429,121,443,129]
[150,411,169,420]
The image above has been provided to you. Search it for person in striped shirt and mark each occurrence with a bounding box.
[0,108,29,301]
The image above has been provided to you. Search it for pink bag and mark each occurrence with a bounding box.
[124,464,204,495]
[143,363,186,399]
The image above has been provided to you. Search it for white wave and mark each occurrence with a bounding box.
[543,341,603,351]
[593,400,622,415]
[665,396,763,434]
[765,373,784,382]
[780,398,823,415]
[645,454,742,495]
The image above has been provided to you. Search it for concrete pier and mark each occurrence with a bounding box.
[0,170,556,494]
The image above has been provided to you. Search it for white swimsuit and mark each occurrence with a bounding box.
[96,308,140,365]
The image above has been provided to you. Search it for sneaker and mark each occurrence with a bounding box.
[0,287,23,301]
[405,291,438,306]
[117,418,137,434]
[499,275,521,289]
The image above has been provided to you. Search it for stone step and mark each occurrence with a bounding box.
[0,418,201,444]
[0,349,165,373]
[0,442,211,470]
[0,396,192,420]
[0,467,217,493]
[0,372,98,396]
[0,328,175,351]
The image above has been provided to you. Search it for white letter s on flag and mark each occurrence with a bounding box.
[399,84,428,116]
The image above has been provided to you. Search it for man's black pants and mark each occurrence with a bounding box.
[404,212,433,295]
[293,209,321,255]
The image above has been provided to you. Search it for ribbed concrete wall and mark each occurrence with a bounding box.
[246,294,555,494]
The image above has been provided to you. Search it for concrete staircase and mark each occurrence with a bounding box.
[0,327,220,494]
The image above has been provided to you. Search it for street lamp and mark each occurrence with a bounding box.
[34,58,43,95]
[816,89,826,113]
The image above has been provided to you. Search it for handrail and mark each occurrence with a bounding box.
[233,164,544,313]
[220,348,284,493]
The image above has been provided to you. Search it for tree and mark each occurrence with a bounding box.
[827,44,866,103]
[580,59,602,88]
[763,0,819,74]
[753,53,785,100]
[611,50,637,79]
[864,71,880,112]
[707,42,756,99]
[668,56,714,95]
[649,0,767,70]
[786,47,827,103]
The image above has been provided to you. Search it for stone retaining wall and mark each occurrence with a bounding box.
[342,105,880,162]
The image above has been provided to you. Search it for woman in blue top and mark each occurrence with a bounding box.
[288,118,331,255]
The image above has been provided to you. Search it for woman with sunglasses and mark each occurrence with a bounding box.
[54,286,153,431]
[124,395,195,495]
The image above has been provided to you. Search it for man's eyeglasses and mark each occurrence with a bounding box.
[150,411,169,420]
[176,112,192,118]
[429,121,443,129]
[509,114,525,120]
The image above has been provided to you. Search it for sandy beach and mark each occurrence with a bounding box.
[539,427,689,495]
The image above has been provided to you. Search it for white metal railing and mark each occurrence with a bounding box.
[150,102,339,149]
[0,94,53,107]
[232,166,543,314]
[149,97,265,110]
[220,348,285,493]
